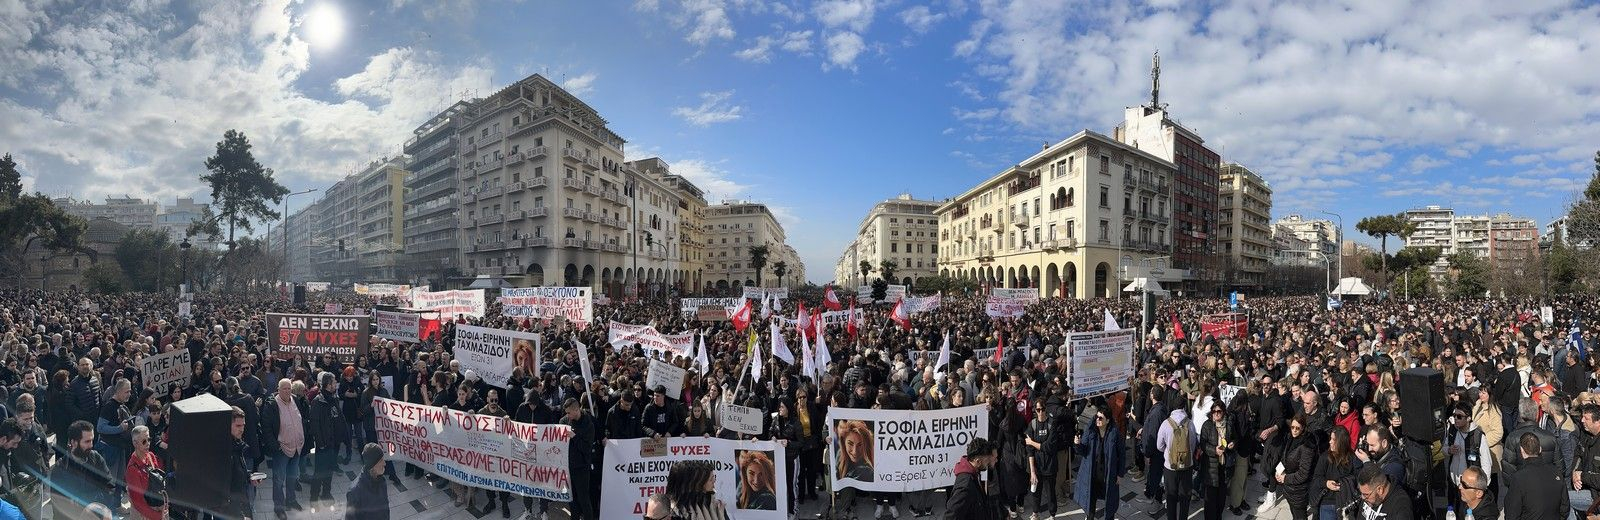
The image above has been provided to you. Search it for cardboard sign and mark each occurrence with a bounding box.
[696,307,731,322]
[719,403,765,436]
[374,310,421,343]
[645,360,688,398]
[141,348,192,393]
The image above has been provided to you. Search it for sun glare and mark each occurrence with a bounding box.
[304,3,345,49]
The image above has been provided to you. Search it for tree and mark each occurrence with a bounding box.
[772,261,788,287]
[747,245,770,287]
[186,205,222,242]
[201,130,288,250]
[81,262,128,294]
[0,153,22,203]
[1548,241,1582,294]
[879,260,898,283]
[1355,214,1414,295]
[1445,252,1489,298]
[114,229,183,293]
[858,260,872,284]
[0,192,89,287]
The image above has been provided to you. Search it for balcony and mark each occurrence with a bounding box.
[583,211,603,224]
[562,237,584,248]
[1041,237,1078,250]
[1011,211,1029,228]
[526,237,552,248]
[649,250,668,260]
[1139,211,1161,223]
[1122,239,1167,252]
[480,213,505,225]
[404,178,453,204]
[406,236,457,254]
[463,190,478,204]
[525,206,548,218]
[527,176,548,188]
[584,239,602,250]
[1124,173,1136,186]
[603,217,625,229]
[584,183,603,197]
[523,146,548,160]
[479,157,504,173]
[506,210,528,222]
[581,156,601,171]
[405,218,456,236]
[562,207,586,219]
[405,195,456,218]
[561,147,584,163]
[562,178,585,191]
[476,131,502,148]
[602,189,625,204]
[605,243,626,253]
[482,185,505,199]
[506,181,528,194]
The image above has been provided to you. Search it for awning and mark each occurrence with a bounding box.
[1121,277,1170,295]
[465,276,514,289]
[1331,277,1373,296]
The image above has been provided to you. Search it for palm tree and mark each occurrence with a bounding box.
[1355,214,1415,294]
[748,245,770,287]
[858,260,872,285]
[772,261,788,287]
[879,260,898,284]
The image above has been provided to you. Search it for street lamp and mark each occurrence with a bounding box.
[180,237,192,292]
[1284,249,1331,294]
[1317,210,1343,283]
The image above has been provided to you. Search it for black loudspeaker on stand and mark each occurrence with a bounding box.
[1398,367,1446,441]
[167,393,236,514]
[292,283,307,307]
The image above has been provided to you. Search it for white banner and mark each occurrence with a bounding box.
[454,325,541,388]
[828,404,988,492]
[645,360,687,398]
[680,297,741,317]
[901,295,941,314]
[372,397,571,501]
[719,403,764,436]
[818,308,862,326]
[355,283,410,298]
[990,288,1039,303]
[607,321,695,357]
[177,301,190,318]
[984,297,1025,318]
[375,310,421,343]
[741,287,789,301]
[324,303,343,314]
[1220,384,1243,405]
[602,438,787,520]
[411,289,486,319]
[1067,329,1136,398]
[305,282,330,292]
[501,287,593,329]
[140,348,191,392]
[886,285,907,302]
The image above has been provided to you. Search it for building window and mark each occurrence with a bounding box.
[1099,220,1109,241]
[1100,186,1110,208]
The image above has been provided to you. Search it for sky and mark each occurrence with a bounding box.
[3,0,1599,284]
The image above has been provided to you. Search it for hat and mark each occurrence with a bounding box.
[361,443,385,471]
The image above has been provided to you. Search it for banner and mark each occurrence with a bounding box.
[741,287,789,301]
[695,307,732,321]
[989,287,1039,303]
[411,289,486,320]
[375,310,421,343]
[354,283,410,298]
[645,360,687,397]
[266,313,370,363]
[607,322,695,357]
[818,308,862,326]
[1220,384,1244,405]
[719,403,764,436]
[827,404,988,492]
[501,287,593,328]
[324,303,343,314]
[455,325,541,388]
[372,397,571,501]
[900,295,941,314]
[984,297,1025,318]
[140,348,191,392]
[177,301,191,318]
[885,285,907,302]
[305,282,330,292]
[602,438,787,520]
[680,297,740,317]
[1066,329,1136,398]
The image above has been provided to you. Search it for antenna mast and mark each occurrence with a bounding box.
[1151,50,1161,108]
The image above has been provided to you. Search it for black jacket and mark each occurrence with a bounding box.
[1503,423,1558,478]
[1504,457,1569,520]
[606,403,645,439]
[309,390,343,449]
[345,472,391,519]
[1279,434,1318,506]
[944,457,1000,520]
[1026,416,1062,477]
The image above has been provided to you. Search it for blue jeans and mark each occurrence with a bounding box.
[1319,505,1339,520]
[271,451,302,514]
[1570,489,1593,520]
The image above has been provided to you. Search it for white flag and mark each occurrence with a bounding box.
[750,337,764,383]
[935,332,951,374]
[770,323,795,365]
[572,335,597,412]
[815,328,832,369]
[694,332,710,374]
[760,293,771,320]
[1103,308,1120,331]
[801,332,816,380]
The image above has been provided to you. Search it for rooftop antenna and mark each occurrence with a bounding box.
[1150,50,1161,109]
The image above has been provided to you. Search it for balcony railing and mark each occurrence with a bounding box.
[561,148,584,162]
[1011,211,1029,228]
[584,183,602,196]
[562,178,585,190]
[562,207,586,219]
[581,156,601,170]
[562,237,584,248]
[527,176,548,188]
[525,206,548,218]
[526,237,552,248]
[583,211,603,224]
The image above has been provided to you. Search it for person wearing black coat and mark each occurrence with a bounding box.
[1505,432,1569,520]
[1257,381,1290,511]
[605,393,645,440]
[345,444,390,520]
[562,398,598,520]
[69,360,102,426]
[1198,402,1235,520]
[308,372,344,508]
[1026,399,1063,519]
[1276,415,1317,520]
[945,438,1002,520]
[227,407,254,520]
[45,373,73,449]
[1313,427,1359,520]
[772,401,802,516]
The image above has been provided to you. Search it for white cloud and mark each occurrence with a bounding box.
[953,107,999,121]
[1407,154,1447,173]
[665,158,750,201]
[824,31,866,70]
[899,6,945,33]
[0,0,494,204]
[561,72,598,97]
[814,0,878,31]
[780,30,813,53]
[673,90,744,126]
[684,0,736,45]
[736,30,813,62]
[734,35,776,62]
[953,19,990,57]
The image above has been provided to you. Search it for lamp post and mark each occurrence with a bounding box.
[1285,249,1331,294]
[180,237,192,292]
[281,188,319,283]
[1318,210,1343,283]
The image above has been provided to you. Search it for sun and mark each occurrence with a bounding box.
[303,3,345,49]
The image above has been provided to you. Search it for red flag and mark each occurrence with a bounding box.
[419,318,441,341]
[823,285,843,311]
[992,331,1005,365]
[847,302,859,339]
[731,299,753,332]
[890,300,910,331]
[796,303,813,339]
[1171,314,1185,340]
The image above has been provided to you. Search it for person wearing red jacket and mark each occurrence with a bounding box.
[125,425,165,520]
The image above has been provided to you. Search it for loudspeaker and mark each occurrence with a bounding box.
[1398,367,1447,441]
[168,393,236,513]
[292,283,306,306]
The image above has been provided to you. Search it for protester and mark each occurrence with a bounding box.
[344,443,390,520]
[944,437,1001,520]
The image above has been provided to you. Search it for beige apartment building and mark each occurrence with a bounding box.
[702,201,805,290]
[1218,163,1272,290]
[936,130,1178,299]
[304,157,407,283]
[834,194,942,287]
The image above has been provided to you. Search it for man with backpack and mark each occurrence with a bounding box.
[1157,398,1198,520]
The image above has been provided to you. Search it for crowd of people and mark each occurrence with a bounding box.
[0,286,1596,520]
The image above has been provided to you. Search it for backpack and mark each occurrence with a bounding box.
[1167,418,1191,469]
[142,463,168,508]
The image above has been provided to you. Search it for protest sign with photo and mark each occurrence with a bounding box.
[374,310,421,343]
[177,301,190,318]
[984,297,1026,318]
[1066,329,1136,397]
[719,403,764,436]
[140,348,191,392]
[500,287,593,328]
[372,397,571,501]
[455,324,540,388]
[827,404,988,492]
[607,322,694,357]
[410,289,486,319]
[644,359,687,398]
[602,438,787,520]
[266,313,370,363]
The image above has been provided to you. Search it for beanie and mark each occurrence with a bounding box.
[362,443,384,471]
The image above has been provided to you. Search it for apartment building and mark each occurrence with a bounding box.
[1218,163,1272,290]
[702,201,804,290]
[401,101,469,287]
[310,175,360,283]
[834,194,942,288]
[936,130,1179,299]
[355,158,407,281]
[1274,215,1339,258]
[1402,206,1541,279]
[629,157,710,294]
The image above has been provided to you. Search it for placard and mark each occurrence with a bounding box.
[984,297,1025,318]
[818,308,861,326]
[608,322,694,357]
[1067,329,1136,398]
[695,307,732,322]
[741,287,789,301]
[455,325,541,388]
[411,289,486,319]
[324,303,343,314]
[885,285,907,302]
[900,295,940,314]
[645,360,687,398]
[372,397,571,501]
[1542,306,1555,326]
[681,298,740,317]
[375,310,421,343]
[501,287,593,328]
[602,438,787,520]
[140,348,192,393]
[266,313,371,363]
[827,404,989,492]
[990,288,1039,303]
[719,403,764,436]
[1220,384,1243,405]
[177,301,191,318]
